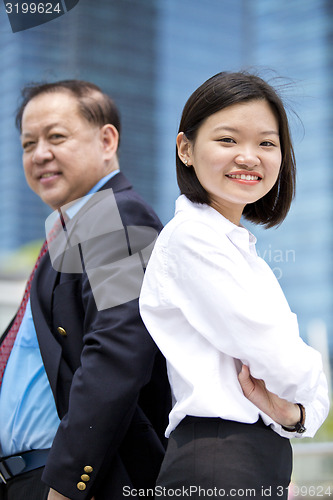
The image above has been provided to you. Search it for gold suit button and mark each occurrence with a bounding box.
[57,327,67,337]
[77,482,86,491]
[81,474,90,482]
[84,465,93,473]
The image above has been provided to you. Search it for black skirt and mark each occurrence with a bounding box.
[156,416,292,500]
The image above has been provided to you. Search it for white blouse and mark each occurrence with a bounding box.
[139,195,329,439]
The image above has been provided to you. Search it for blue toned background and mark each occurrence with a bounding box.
[0,0,332,455]
[0,0,332,490]
[1,0,332,352]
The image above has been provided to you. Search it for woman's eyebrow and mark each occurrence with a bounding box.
[212,125,279,136]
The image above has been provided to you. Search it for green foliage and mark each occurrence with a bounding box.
[315,406,333,441]
[0,240,43,279]
[293,404,333,443]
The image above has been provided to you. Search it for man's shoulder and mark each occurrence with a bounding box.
[101,171,132,194]
[106,174,162,231]
[69,174,162,249]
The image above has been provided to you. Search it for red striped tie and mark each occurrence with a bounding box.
[0,213,66,388]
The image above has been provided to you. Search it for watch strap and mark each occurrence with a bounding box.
[281,403,306,434]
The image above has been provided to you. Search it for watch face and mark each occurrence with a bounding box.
[295,422,306,434]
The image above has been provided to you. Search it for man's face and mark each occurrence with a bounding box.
[21,91,116,210]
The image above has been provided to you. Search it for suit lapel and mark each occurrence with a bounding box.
[30,252,62,395]
[30,171,133,396]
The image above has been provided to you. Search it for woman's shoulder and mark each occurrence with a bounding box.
[158,206,227,252]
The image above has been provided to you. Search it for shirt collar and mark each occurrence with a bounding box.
[46,170,120,233]
[175,195,257,255]
[65,169,120,219]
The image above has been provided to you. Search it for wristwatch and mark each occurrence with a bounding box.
[281,403,306,434]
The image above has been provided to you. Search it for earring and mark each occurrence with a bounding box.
[184,159,188,166]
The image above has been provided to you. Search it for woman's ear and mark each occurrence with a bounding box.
[177,132,192,166]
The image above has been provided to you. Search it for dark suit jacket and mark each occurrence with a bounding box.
[29,173,171,499]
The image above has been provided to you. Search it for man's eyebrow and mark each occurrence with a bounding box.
[21,122,65,137]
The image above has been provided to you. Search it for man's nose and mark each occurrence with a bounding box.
[32,140,53,164]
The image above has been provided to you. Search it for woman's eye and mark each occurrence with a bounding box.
[261,141,275,147]
[218,137,235,144]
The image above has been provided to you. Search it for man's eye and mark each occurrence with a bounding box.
[22,141,35,150]
[50,134,65,140]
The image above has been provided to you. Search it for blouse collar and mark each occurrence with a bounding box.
[175,195,257,255]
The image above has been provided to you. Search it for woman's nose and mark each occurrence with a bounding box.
[234,148,260,168]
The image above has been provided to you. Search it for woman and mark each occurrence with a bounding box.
[139,72,329,499]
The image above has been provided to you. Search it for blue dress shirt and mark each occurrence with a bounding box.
[0,301,60,456]
[0,170,120,457]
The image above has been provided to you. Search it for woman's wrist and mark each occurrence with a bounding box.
[281,403,306,433]
[280,402,302,427]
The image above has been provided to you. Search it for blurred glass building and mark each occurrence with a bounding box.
[0,0,332,354]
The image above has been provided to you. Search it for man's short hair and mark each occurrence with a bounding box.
[16,79,121,143]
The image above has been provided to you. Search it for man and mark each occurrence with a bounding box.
[0,80,170,500]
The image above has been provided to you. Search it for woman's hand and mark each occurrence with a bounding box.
[47,490,70,500]
[238,365,301,427]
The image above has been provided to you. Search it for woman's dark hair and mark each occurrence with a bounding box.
[15,79,121,144]
[176,71,296,228]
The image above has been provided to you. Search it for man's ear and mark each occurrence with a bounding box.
[176,132,192,166]
[100,124,119,158]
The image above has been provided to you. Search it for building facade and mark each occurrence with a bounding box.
[0,0,332,351]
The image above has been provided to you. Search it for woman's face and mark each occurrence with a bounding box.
[177,99,282,225]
